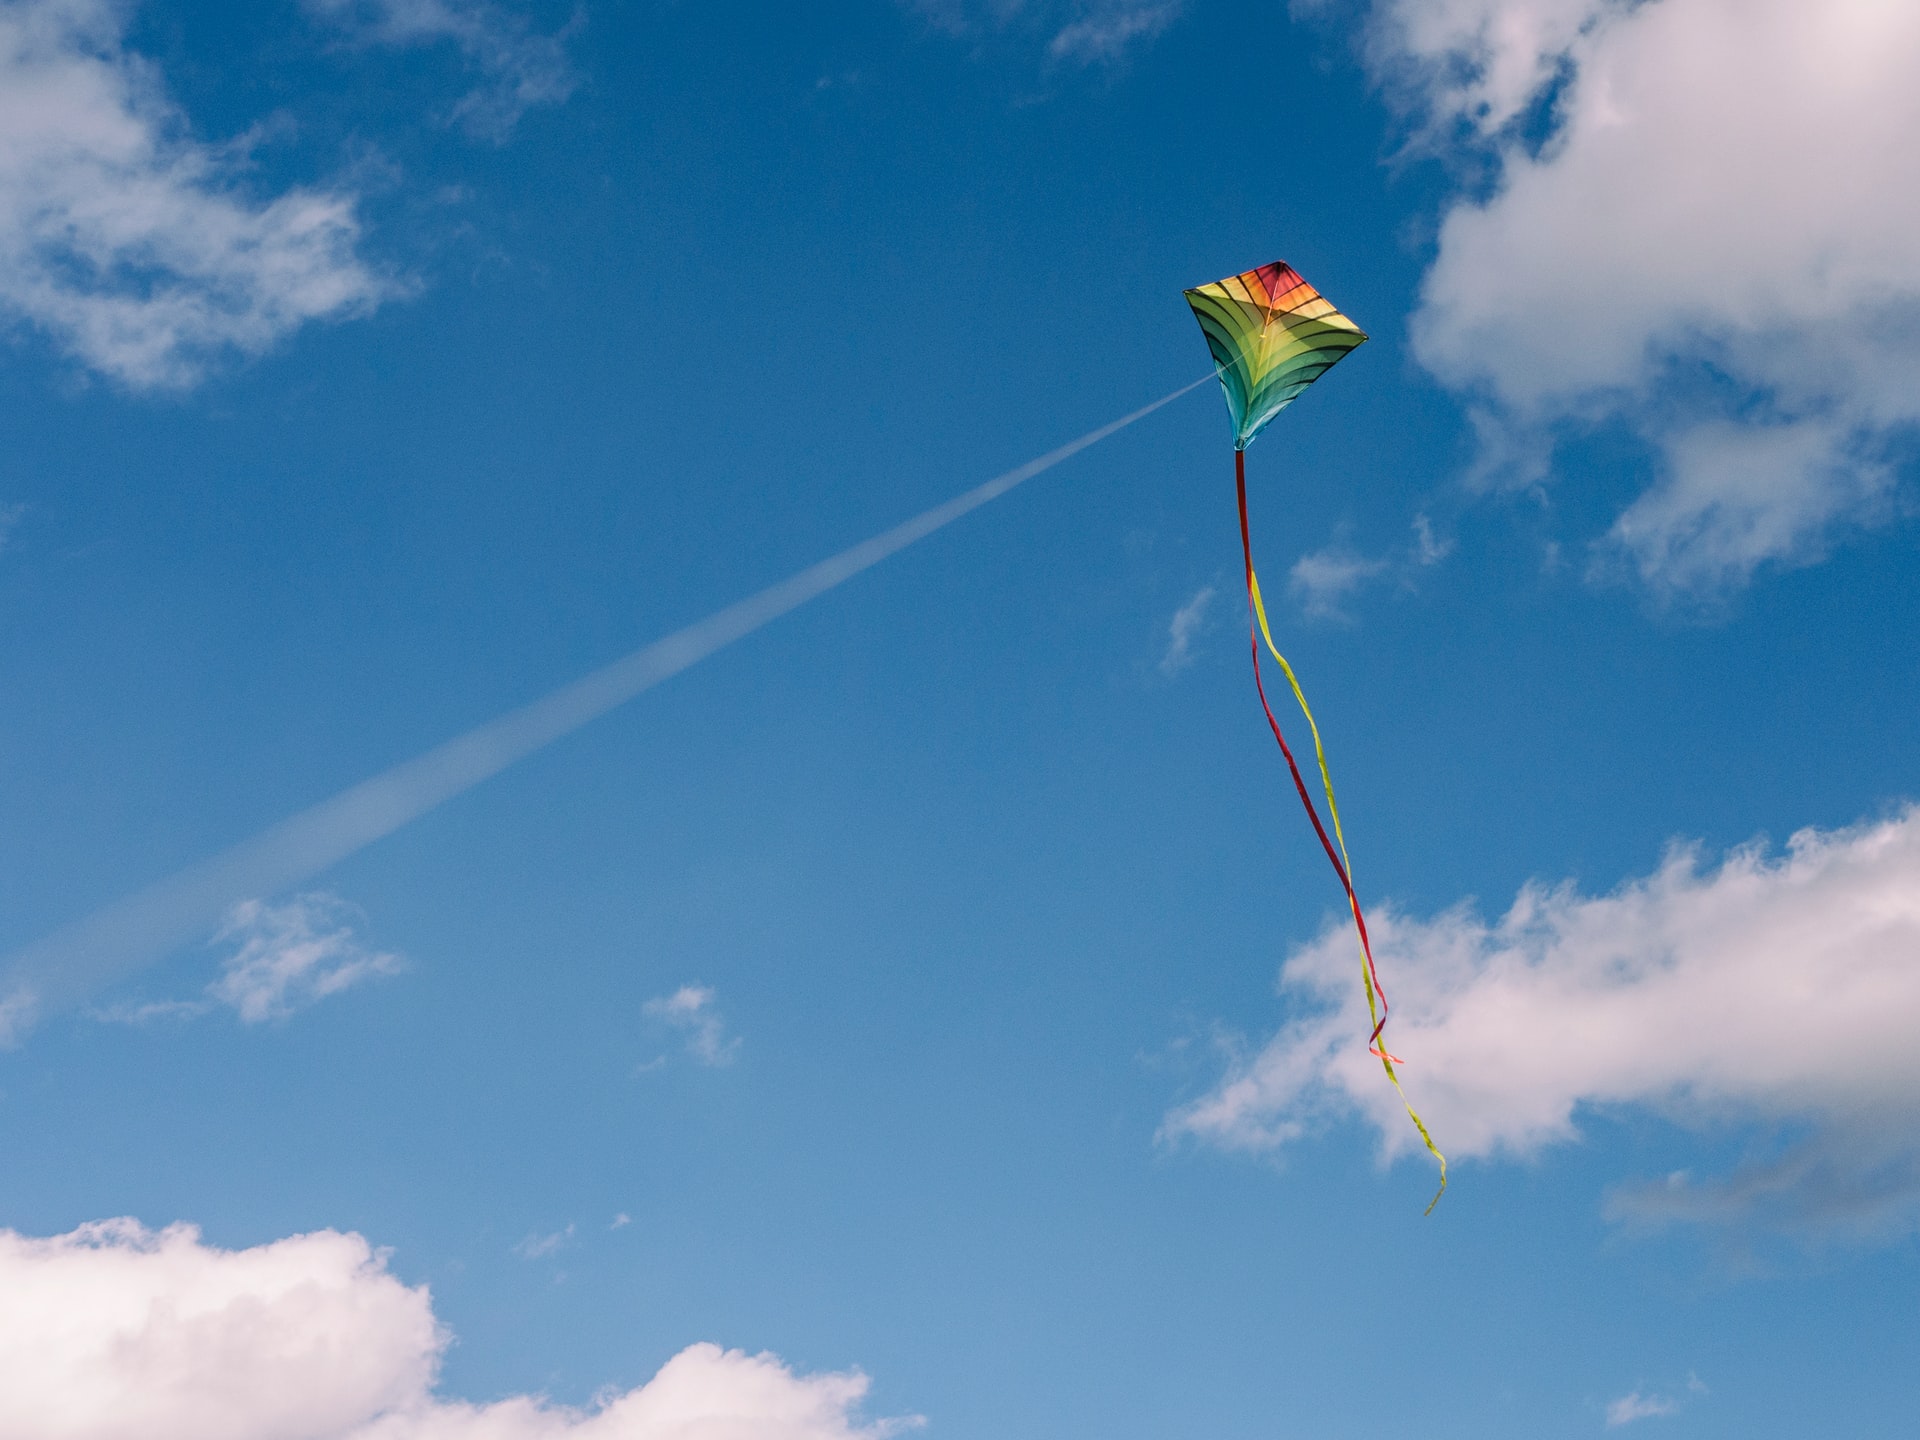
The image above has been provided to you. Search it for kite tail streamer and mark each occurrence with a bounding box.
[1234,448,1448,1212]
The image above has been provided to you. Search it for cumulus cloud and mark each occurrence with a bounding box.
[1166,807,1920,1238]
[1357,0,1617,141]
[0,1217,909,1440]
[304,0,577,139]
[1158,583,1214,675]
[1356,0,1920,594]
[643,984,739,1067]
[0,1218,437,1440]
[0,0,388,388]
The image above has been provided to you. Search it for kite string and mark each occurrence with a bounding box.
[1234,448,1448,1213]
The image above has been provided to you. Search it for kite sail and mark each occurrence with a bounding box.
[1184,261,1447,1210]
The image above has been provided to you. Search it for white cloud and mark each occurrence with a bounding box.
[0,1217,911,1440]
[0,1218,437,1440]
[1287,545,1388,621]
[1158,583,1214,675]
[1047,2,1181,65]
[0,0,388,388]
[1272,521,1453,622]
[1357,0,1618,141]
[1358,0,1920,594]
[0,986,33,1046]
[1605,1390,1678,1427]
[1167,806,1920,1237]
[904,1,1181,67]
[208,893,402,1024]
[1604,1373,1706,1426]
[1410,513,1452,566]
[512,1225,572,1260]
[643,984,739,1067]
[91,892,399,1028]
[91,996,213,1025]
[304,0,577,139]
[1602,418,1892,595]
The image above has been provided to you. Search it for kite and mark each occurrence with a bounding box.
[1184,261,1447,1210]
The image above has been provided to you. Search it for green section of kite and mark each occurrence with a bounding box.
[1183,261,1367,451]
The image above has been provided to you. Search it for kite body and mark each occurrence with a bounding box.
[1184,262,1368,450]
[1184,261,1447,1210]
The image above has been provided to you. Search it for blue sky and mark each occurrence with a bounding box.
[1,1,1917,1436]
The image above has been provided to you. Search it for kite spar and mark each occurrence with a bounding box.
[1184,261,1447,1210]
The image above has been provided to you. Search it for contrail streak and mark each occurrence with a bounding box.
[0,375,1211,1041]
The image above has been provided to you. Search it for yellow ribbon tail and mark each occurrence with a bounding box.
[1247,564,1448,1213]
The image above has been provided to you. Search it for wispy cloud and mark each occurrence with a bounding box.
[1598,418,1891,599]
[0,503,23,552]
[208,894,401,1023]
[1048,1,1182,65]
[0,0,390,388]
[904,1,1183,68]
[1158,583,1215,675]
[90,996,211,1026]
[1287,545,1389,622]
[513,1223,573,1260]
[1357,0,1920,595]
[1606,1391,1678,1427]
[1411,513,1453,566]
[0,1216,913,1439]
[1166,806,1920,1241]
[305,0,578,139]
[1605,1372,1709,1426]
[1283,516,1456,622]
[644,984,740,1067]
[93,891,401,1028]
